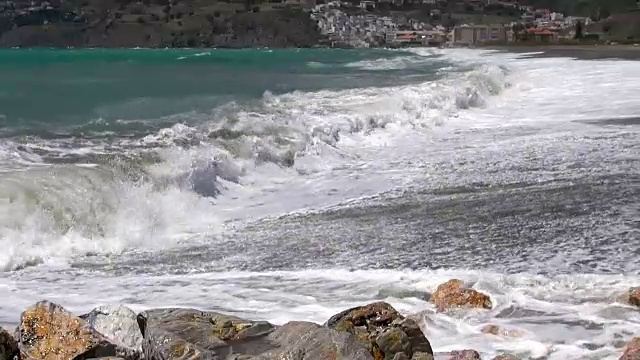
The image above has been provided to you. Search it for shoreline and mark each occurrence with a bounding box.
[3,281,639,360]
[483,44,640,60]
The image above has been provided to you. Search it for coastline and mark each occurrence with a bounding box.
[484,44,640,60]
[3,282,639,360]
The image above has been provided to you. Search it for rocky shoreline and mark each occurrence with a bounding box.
[1,279,638,360]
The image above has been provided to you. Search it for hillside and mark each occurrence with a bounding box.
[522,0,638,18]
[0,0,322,48]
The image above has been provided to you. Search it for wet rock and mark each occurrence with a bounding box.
[16,300,141,360]
[81,305,143,352]
[448,350,481,360]
[377,328,411,359]
[628,288,640,307]
[431,280,492,312]
[621,337,640,360]
[254,321,373,360]
[492,355,521,360]
[480,324,522,337]
[137,308,277,359]
[616,288,640,307]
[0,326,19,360]
[326,301,434,360]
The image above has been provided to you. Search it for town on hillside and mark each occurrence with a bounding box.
[0,0,639,47]
[309,0,640,48]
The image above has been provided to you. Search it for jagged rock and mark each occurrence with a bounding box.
[431,280,492,312]
[16,300,141,360]
[627,288,640,307]
[254,321,373,360]
[448,350,481,360]
[0,326,19,360]
[325,302,433,360]
[492,355,521,360]
[615,288,640,307]
[480,325,522,337]
[81,305,143,352]
[621,337,640,360]
[137,308,277,359]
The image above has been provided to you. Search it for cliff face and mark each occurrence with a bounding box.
[0,0,322,48]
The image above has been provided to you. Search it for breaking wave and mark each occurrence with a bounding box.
[0,59,510,271]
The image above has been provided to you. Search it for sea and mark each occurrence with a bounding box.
[0,47,638,359]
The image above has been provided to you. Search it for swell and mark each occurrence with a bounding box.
[0,61,511,271]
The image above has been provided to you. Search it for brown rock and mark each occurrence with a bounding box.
[480,325,522,337]
[0,326,19,360]
[621,337,640,360]
[493,355,521,360]
[629,288,640,307]
[16,301,141,360]
[448,349,481,360]
[326,302,433,360]
[431,280,492,312]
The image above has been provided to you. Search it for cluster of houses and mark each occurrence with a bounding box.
[311,2,450,47]
[310,0,602,48]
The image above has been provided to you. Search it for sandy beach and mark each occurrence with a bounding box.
[487,44,640,60]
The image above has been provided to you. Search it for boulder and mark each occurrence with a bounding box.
[325,301,434,360]
[627,288,640,307]
[254,321,373,360]
[137,308,277,359]
[0,326,18,360]
[448,350,481,360]
[431,280,492,312]
[81,305,143,352]
[621,337,640,360]
[15,300,141,360]
[616,288,640,307]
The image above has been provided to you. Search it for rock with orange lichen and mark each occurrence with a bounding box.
[325,302,433,360]
[16,301,141,360]
[620,337,640,360]
[431,280,492,312]
[0,326,19,360]
[448,349,481,360]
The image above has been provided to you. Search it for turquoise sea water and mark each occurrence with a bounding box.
[0,47,639,359]
[0,48,449,137]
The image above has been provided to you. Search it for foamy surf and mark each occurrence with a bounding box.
[2,268,639,359]
[0,47,638,360]
[0,53,510,271]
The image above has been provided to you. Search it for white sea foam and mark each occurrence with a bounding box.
[2,268,639,359]
[0,48,639,359]
[0,51,511,271]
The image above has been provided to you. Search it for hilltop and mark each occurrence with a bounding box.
[0,0,322,47]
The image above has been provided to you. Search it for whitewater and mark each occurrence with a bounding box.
[0,48,638,359]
